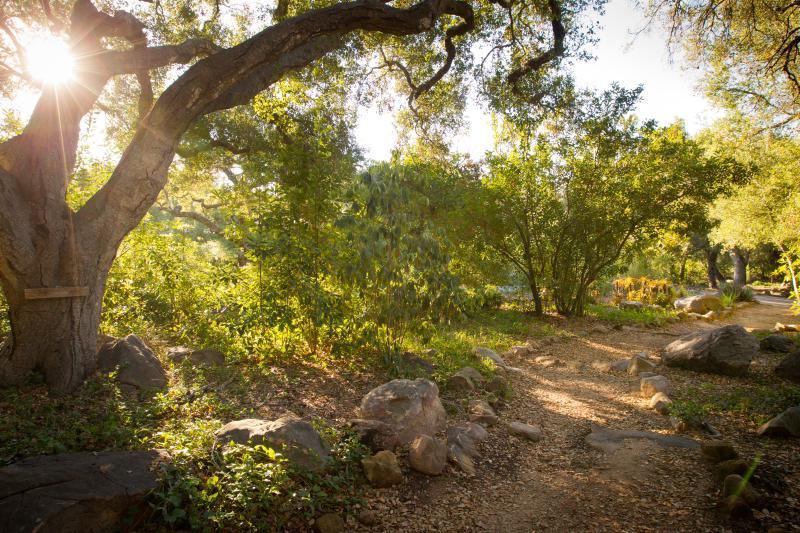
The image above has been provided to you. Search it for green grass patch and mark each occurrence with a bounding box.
[672,381,800,426]
[586,303,678,327]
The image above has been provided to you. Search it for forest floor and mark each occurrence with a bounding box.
[343,301,800,532]
[2,300,799,531]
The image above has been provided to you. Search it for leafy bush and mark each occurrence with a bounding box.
[611,276,678,307]
[586,303,678,327]
[719,282,755,306]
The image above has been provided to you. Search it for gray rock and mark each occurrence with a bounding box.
[757,406,800,437]
[648,392,672,415]
[509,345,533,357]
[610,359,630,372]
[446,423,487,475]
[775,351,800,383]
[638,371,658,379]
[361,450,403,487]
[469,399,499,426]
[585,424,699,452]
[620,300,645,310]
[399,351,437,375]
[347,418,398,452]
[0,450,169,532]
[700,440,738,462]
[447,371,476,393]
[628,356,656,376]
[408,435,447,475]
[663,325,758,376]
[360,378,446,448]
[506,421,542,441]
[97,334,167,390]
[215,416,330,470]
[674,294,723,314]
[640,375,670,398]
[167,346,225,366]
[474,346,521,372]
[760,334,795,353]
[484,374,509,397]
[357,510,379,526]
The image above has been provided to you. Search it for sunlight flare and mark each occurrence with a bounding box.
[26,36,74,85]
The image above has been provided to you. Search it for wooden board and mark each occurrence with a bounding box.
[24,286,90,300]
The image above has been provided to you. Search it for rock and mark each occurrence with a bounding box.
[760,334,795,353]
[347,418,398,452]
[399,351,437,375]
[215,416,330,470]
[315,513,345,533]
[620,300,644,310]
[509,345,533,357]
[775,351,800,383]
[533,356,561,367]
[484,374,509,397]
[610,359,630,372]
[97,334,167,390]
[700,440,738,462]
[662,325,758,376]
[713,459,750,481]
[408,435,447,475]
[590,324,611,334]
[474,346,521,372]
[360,378,446,448]
[591,361,612,372]
[506,421,542,441]
[361,450,403,487]
[774,322,799,332]
[640,375,670,398]
[0,450,169,532]
[757,406,800,437]
[447,371,476,393]
[167,346,225,366]
[628,356,656,376]
[638,372,658,379]
[585,424,699,452]
[357,509,379,526]
[674,294,723,314]
[469,399,499,426]
[446,423,487,475]
[722,474,763,507]
[648,392,672,415]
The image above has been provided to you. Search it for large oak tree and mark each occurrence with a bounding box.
[0,0,587,392]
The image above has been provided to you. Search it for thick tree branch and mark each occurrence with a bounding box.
[507,0,565,95]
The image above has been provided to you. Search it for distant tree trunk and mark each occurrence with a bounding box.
[730,247,748,288]
[527,276,543,316]
[705,245,722,288]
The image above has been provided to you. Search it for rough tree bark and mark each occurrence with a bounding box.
[0,0,566,393]
[730,247,748,288]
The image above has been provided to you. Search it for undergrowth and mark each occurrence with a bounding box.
[586,303,679,327]
[672,381,800,426]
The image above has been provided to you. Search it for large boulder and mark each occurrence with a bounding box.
[757,406,800,437]
[167,346,225,366]
[0,450,168,533]
[775,351,800,383]
[360,379,446,448]
[215,416,330,470]
[662,325,758,376]
[97,334,167,390]
[759,334,795,353]
[674,294,723,314]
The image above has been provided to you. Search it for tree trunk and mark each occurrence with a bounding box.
[706,246,721,289]
[730,247,748,288]
[528,276,543,316]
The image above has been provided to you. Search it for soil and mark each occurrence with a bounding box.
[342,302,800,533]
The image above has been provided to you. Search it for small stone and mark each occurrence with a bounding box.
[447,372,476,393]
[408,435,447,476]
[775,351,800,383]
[760,334,795,353]
[357,510,379,526]
[640,375,670,398]
[713,459,750,482]
[534,356,561,367]
[314,513,345,533]
[628,356,656,376]
[701,440,738,462]
[638,372,658,379]
[361,451,403,487]
[648,392,672,415]
[509,345,533,357]
[468,400,499,426]
[506,421,542,441]
[610,359,630,372]
[722,474,763,507]
[484,375,509,397]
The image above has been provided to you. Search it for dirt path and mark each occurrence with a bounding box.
[718,297,796,331]
[351,312,800,532]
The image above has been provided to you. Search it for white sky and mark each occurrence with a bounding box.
[355,0,722,161]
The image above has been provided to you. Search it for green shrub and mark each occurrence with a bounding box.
[719,282,755,305]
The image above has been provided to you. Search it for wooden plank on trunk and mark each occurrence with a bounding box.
[24,287,90,300]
